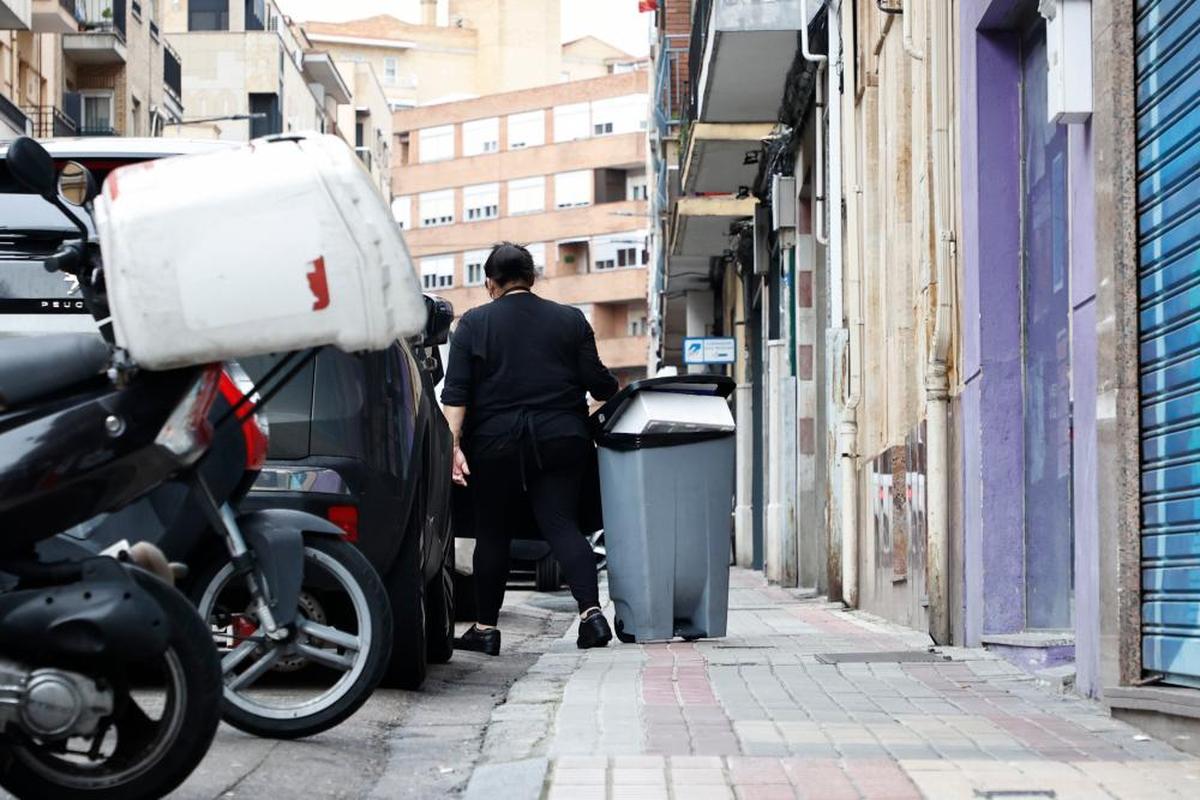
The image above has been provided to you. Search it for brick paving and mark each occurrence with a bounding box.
[464,569,1200,800]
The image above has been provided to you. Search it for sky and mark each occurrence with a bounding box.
[274,0,652,57]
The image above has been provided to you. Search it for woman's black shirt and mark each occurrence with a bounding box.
[440,292,619,458]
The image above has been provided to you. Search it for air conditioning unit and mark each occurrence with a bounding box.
[771,175,796,232]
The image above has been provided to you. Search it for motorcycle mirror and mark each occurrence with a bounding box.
[57,161,98,207]
[5,137,57,199]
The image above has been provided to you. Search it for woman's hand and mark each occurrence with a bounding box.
[452,445,471,487]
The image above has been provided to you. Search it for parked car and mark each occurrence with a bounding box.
[0,138,457,690]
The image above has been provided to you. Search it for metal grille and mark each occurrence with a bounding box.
[1136,0,1200,686]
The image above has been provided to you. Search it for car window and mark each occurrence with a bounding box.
[240,354,315,460]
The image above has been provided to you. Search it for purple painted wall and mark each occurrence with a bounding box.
[959,0,1101,689]
[1070,124,1100,698]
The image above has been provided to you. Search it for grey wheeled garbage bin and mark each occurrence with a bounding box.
[593,375,736,643]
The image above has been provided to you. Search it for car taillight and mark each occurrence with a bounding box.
[156,365,222,464]
[217,367,270,471]
[327,505,359,543]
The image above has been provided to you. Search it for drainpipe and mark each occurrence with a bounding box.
[799,0,829,249]
[925,0,955,645]
[901,0,925,61]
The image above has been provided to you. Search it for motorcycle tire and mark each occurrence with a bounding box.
[0,568,222,800]
[192,534,393,740]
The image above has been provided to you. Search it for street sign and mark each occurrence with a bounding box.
[683,337,736,365]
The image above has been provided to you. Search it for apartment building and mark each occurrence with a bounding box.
[162,0,391,197]
[392,69,652,383]
[301,1,640,111]
[2,0,183,140]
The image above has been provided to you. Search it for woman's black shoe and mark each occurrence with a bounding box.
[577,610,612,649]
[455,625,501,656]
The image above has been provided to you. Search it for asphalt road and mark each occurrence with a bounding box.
[171,586,578,799]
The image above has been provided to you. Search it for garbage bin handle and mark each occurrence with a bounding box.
[596,429,735,452]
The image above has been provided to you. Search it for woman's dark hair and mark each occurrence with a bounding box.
[484,242,537,288]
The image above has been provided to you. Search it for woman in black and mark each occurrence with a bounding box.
[441,243,619,656]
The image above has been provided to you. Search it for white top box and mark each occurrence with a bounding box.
[95,133,427,369]
[610,391,736,436]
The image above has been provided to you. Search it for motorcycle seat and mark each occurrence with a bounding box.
[0,334,110,409]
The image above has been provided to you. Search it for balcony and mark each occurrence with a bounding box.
[64,0,127,65]
[653,33,689,142]
[302,52,352,105]
[687,0,818,123]
[32,0,81,33]
[356,147,373,172]
[0,0,30,30]
[164,41,183,110]
[670,195,755,258]
[680,122,774,194]
[0,93,30,136]
[25,105,79,138]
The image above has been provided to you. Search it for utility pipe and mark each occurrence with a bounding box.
[925,0,956,645]
[901,0,925,61]
[799,0,829,246]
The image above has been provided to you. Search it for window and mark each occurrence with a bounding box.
[554,171,592,208]
[245,0,266,31]
[420,255,455,290]
[189,0,229,31]
[462,117,499,156]
[463,183,499,222]
[593,233,648,271]
[507,110,545,149]
[464,250,490,286]
[507,176,545,215]
[249,92,281,137]
[383,57,398,85]
[574,304,594,324]
[627,310,648,337]
[590,94,649,136]
[627,172,649,201]
[526,243,546,275]
[419,190,455,227]
[419,125,454,163]
[553,103,590,143]
[80,91,115,135]
[392,196,411,230]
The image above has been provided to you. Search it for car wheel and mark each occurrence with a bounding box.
[383,501,427,689]
[534,554,562,593]
[424,533,455,664]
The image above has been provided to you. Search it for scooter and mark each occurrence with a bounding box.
[0,138,224,799]
[47,359,394,740]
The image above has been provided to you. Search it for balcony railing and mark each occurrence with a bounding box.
[24,106,79,138]
[0,94,31,136]
[686,0,714,127]
[78,0,126,42]
[654,33,689,141]
[164,42,182,100]
[355,146,373,172]
[78,125,117,136]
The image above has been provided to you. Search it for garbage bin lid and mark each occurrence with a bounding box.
[592,374,735,434]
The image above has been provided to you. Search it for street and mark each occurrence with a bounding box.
[172,571,1200,800]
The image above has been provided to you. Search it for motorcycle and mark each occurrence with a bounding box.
[46,359,395,740]
[0,138,223,798]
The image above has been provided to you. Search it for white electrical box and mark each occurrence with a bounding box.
[772,174,796,232]
[1043,0,1092,125]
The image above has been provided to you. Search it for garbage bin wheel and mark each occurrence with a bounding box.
[534,554,562,593]
[682,634,703,642]
[615,619,636,644]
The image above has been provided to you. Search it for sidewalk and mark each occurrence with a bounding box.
[464,569,1200,800]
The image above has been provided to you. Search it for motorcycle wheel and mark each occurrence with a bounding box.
[192,534,392,740]
[0,569,222,800]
